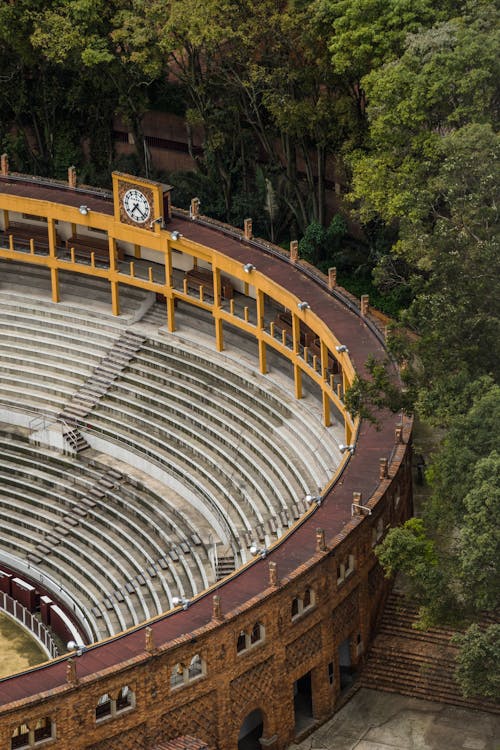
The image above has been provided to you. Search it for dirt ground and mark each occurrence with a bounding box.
[0,612,47,678]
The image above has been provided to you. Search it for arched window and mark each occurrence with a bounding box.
[95,693,112,721]
[11,724,30,750]
[116,685,134,713]
[291,597,300,618]
[250,621,264,645]
[188,654,204,680]
[33,717,53,743]
[237,630,247,653]
[170,663,185,689]
[303,588,312,608]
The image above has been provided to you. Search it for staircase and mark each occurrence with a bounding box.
[63,425,90,454]
[215,553,236,581]
[138,302,167,328]
[360,591,500,714]
[58,330,145,424]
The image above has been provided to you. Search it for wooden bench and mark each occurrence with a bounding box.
[65,234,125,263]
[274,311,339,372]
[185,267,234,299]
[273,311,316,346]
[1,221,62,251]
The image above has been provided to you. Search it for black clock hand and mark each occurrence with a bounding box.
[132,202,147,219]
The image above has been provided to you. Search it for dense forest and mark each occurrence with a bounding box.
[0,0,498,699]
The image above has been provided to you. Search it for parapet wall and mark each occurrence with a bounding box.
[0,172,413,750]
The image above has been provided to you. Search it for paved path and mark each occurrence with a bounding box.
[293,689,500,750]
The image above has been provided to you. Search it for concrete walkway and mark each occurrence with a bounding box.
[293,689,500,750]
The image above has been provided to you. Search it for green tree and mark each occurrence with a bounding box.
[453,624,500,701]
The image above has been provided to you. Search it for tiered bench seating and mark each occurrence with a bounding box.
[0,432,212,640]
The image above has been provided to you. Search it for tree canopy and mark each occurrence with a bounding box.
[1,0,499,700]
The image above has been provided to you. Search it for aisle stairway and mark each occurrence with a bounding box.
[360,591,500,714]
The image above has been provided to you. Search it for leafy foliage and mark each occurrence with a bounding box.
[453,625,500,701]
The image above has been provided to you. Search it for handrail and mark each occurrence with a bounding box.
[0,591,58,659]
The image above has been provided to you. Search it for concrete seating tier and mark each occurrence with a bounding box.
[0,260,148,319]
[87,335,341,549]
[0,432,212,640]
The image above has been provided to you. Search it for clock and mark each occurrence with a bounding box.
[122,188,151,224]
[112,172,173,230]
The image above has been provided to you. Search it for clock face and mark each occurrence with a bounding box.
[122,189,151,224]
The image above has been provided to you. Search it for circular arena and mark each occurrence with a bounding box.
[0,169,413,750]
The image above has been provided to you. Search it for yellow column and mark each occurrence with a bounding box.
[294,363,303,399]
[292,312,301,353]
[163,238,175,331]
[164,240,172,289]
[134,243,141,259]
[111,281,120,316]
[108,236,120,315]
[322,391,331,427]
[256,290,267,372]
[215,317,224,351]
[167,296,176,332]
[108,237,117,272]
[320,340,328,381]
[47,217,59,303]
[213,266,224,351]
[258,338,267,374]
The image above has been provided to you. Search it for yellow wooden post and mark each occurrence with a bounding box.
[47,217,59,303]
[322,390,331,427]
[129,261,135,277]
[111,281,120,316]
[258,337,267,375]
[256,289,267,374]
[164,240,173,289]
[256,289,265,330]
[108,237,117,272]
[212,266,221,309]
[148,267,154,283]
[294,362,303,400]
[134,243,141,259]
[229,299,235,315]
[244,306,249,322]
[320,340,328,381]
[292,312,301,354]
[215,316,224,352]
[167,295,176,332]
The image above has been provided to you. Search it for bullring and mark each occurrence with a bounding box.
[0,169,412,750]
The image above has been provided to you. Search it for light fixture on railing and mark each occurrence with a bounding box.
[249,542,268,559]
[339,444,355,454]
[170,230,182,241]
[150,216,164,228]
[243,263,256,273]
[297,301,310,311]
[335,344,348,353]
[171,596,190,610]
[67,640,87,656]
[79,205,90,216]
[305,494,322,506]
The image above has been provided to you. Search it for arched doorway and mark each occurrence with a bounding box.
[238,708,264,750]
